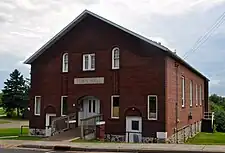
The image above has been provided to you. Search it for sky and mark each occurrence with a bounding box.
[0,0,225,95]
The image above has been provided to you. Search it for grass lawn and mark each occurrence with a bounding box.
[186,132,225,145]
[0,136,42,140]
[0,120,10,124]
[0,128,28,137]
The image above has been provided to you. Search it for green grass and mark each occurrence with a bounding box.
[0,128,28,137]
[0,136,42,140]
[0,116,27,121]
[186,132,225,145]
[0,120,10,124]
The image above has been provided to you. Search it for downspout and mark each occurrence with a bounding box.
[175,62,179,144]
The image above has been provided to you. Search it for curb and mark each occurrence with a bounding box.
[17,144,224,153]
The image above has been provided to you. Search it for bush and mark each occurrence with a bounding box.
[214,110,225,132]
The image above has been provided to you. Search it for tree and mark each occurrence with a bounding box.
[1,69,27,117]
[0,92,2,106]
[209,94,225,132]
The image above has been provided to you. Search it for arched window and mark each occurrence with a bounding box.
[112,47,120,69]
[62,53,68,72]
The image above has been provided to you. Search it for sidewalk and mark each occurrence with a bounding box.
[1,140,225,152]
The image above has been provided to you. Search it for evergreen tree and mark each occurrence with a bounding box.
[1,69,27,117]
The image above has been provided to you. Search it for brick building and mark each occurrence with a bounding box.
[24,10,209,143]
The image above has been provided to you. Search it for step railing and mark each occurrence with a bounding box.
[80,114,103,140]
[51,113,76,136]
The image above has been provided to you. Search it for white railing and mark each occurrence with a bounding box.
[204,112,214,120]
[80,114,103,140]
[51,113,76,136]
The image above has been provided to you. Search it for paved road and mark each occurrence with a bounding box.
[0,148,124,153]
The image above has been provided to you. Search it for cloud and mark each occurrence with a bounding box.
[0,0,225,95]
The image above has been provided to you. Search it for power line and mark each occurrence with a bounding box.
[183,11,225,59]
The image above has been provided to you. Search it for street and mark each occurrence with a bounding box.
[0,148,127,153]
[0,148,72,153]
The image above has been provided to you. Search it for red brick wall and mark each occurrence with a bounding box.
[165,57,205,137]
[29,15,166,137]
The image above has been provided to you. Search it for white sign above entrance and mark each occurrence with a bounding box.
[74,77,104,84]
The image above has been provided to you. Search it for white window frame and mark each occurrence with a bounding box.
[190,80,193,107]
[181,76,185,108]
[112,47,120,69]
[61,96,68,116]
[196,84,198,106]
[62,53,68,72]
[83,54,95,71]
[147,95,158,120]
[111,95,120,119]
[34,96,41,116]
[200,85,202,106]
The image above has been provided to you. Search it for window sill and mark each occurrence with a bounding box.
[112,67,120,70]
[109,117,120,120]
[34,114,40,116]
[147,118,157,121]
[83,69,95,72]
[182,105,185,108]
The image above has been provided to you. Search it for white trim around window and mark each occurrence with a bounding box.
[181,76,185,108]
[34,96,41,116]
[200,85,202,106]
[61,96,68,116]
[62,53,68,72]
[112,47,120,69]
[111,95,120,119]
[83,53,95,71]
[190,80,193,107]
[196,84,198,106]
[147,95,158,120]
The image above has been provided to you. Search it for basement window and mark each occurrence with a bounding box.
[83,54,95,71]
[111,95,120,118]
[34,96,41,116]
[147,95,157,120]
[61,96,68,116]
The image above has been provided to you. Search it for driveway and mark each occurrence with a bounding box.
[0,119,29,129]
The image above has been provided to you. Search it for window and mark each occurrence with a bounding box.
[111,95,120,118]
[112,47,120,69]
[196,84,198,106]
[61,96,68,116]
[83,54,95,71]
[62,53,68,72]
[132,121,139,130]
[181,76,185,107]
[200,85,202,106]
[34,96,41,116]
[190,80,193,107]
[147,95,157,120]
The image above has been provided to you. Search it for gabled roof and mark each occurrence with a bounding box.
[24,9,209,81]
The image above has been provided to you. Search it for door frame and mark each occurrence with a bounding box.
[77,97,100,126]
[125,116,142,143]
[45,113,56,136]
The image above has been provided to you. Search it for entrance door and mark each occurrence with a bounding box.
[83,98,100,119]
[126,116,142,143]
[45,114,56,137]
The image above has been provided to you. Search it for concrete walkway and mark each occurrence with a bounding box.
[1,140,225,152]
